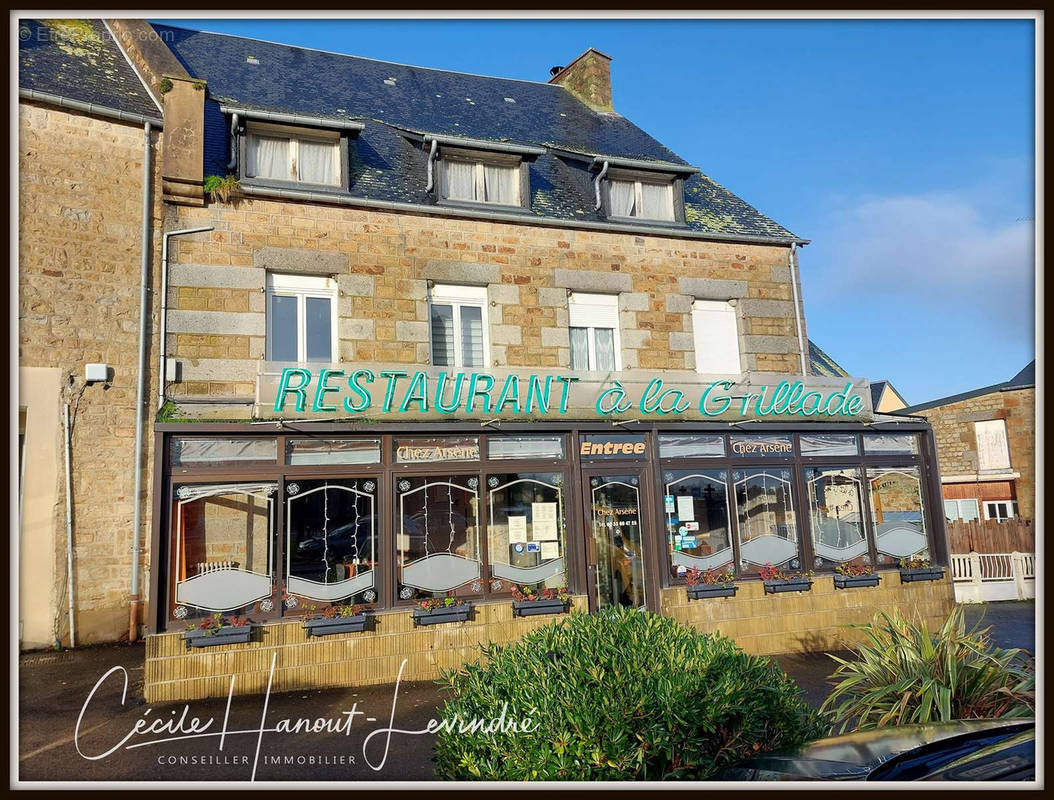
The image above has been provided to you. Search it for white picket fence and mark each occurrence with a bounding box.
[950,551,1035,603]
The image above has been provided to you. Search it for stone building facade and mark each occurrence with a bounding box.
[900,363,1036,522]
[19,20,954,700]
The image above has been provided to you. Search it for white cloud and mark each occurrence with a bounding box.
[808,190,1034,337]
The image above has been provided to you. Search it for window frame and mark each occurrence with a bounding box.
[239,121,350,191]
[983,500,1016,522]
[944,497,980,522]
[428,283,491,369]
[601,167,685,225]
[567,291,622,371]
[435,146,530,211]
[974,419,1012,472]
[265,272,339,363]
[691,298,743,375]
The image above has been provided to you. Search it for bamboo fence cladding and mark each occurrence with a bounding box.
[660,570,954,657]
[946,520,1034,554]
[144,596,587,703]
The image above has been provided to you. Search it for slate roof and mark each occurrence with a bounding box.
[150,23,800,242]
[808,340,850,378]
[897,360,1036,415]
[18,19,159,119]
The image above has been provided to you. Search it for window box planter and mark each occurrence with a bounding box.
[412,603,473,626]
[686,583,738,600]
[763,578,813,594]
[834,574,881,590]
[184,624,254,649]
[304,614,368,637]
[512,598,569,617]
[899,567,945,583]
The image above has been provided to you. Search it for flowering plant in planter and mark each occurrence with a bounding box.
[511,586,571,616]
[900,555,931,570]
[898,555,944,583]
[834,562,881,589]
[303,602,370,636]
[684,566,738,599]
[760,563,814,594]
[417,596,468,611]
[413,595,472,626]
[835,562,875,577]
[183,613,253,648]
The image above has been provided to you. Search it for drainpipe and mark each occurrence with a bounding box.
[593,160,609,211]
[226,112,239,171]
[789,242,807,375]
[63,403,76,648]
[128,122,154,644]
[158,227,214,410]
[424,137,438,192]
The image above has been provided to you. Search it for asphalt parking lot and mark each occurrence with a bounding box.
[17,600,1035,783]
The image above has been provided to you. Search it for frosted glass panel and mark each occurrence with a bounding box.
[593,328,616,371]
[269,295,298,361]
[430,304,454,366]
[569,327,589,370]
[305,297,332,362]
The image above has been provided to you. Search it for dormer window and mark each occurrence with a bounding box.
[244,122,342,187]
[608,177,675,221]
[436,146,529,210]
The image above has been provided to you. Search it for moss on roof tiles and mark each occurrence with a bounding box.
[18,18,158,118]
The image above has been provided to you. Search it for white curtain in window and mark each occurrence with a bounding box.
[460,305,484,367]
[593,328,616,371]
[609,179,636,216]
[569,327,590,370]
[640,182,674,220]
[445,160,477,200]
[247,135,290,180]
[484,164,518,205]
[298,139,339,186]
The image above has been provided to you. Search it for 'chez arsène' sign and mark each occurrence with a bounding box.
[254,364,873,422]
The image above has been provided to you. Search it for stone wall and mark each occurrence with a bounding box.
[164,195,806,403]
[18,102,163,644]
[916,387,1035,520]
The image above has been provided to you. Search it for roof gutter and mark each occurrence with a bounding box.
[237,183,809,247]
[19,88,162,128]
[590,154,701,174]
[218,105,365,131]
[401,128,546,157]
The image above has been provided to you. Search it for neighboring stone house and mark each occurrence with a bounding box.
[19,19,953,703]
[17,18,163,648]
[898,362,1036,522]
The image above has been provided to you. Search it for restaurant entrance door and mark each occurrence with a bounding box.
[583,470,652,613]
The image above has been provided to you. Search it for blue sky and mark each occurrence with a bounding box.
[164,16,1036,404]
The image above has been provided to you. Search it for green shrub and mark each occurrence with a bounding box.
[822,606,1035,733]
[433,606,825,780]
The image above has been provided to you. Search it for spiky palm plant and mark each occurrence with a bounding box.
[821,606,1034,733]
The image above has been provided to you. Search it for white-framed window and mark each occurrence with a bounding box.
[974,419,1011,472]
[691,299,742,375]
[943,498,980,522]
[429,284,489,368]
[607,177,675,221]
[265,273,337,363]
[440,156,521,207]
[245,122,341,187]
[568,292,621,372]
[983,500,1017,522]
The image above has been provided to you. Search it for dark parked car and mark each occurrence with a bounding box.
[718,719,1034,781]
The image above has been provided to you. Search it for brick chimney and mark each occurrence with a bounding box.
[107,19,204,206]
[547,48,613,113]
